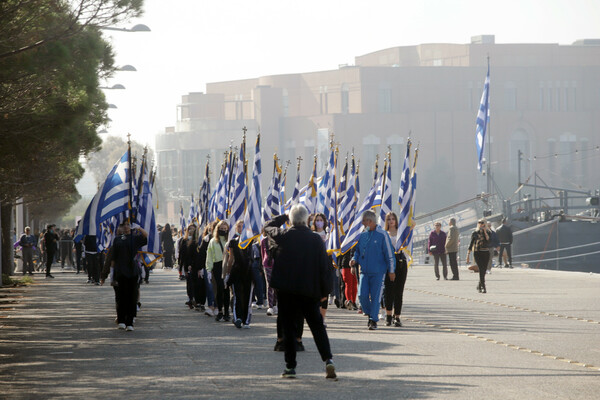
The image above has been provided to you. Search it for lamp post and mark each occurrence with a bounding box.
[99,84,126,89]
[101,24,151,33]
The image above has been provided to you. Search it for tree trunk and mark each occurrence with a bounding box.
[1,202,14,277]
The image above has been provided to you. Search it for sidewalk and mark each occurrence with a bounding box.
[1,264,599,399]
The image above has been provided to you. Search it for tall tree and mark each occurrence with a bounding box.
[0,0,143,275]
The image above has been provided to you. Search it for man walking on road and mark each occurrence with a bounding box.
[265,204,337,381]
[43,225,58,278]
[350,210,396,331]
[496,218,513,268]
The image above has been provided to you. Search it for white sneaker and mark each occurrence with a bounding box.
[125,325,134,331]
[118,323,126,330]
[251,302,257,309]
[242,324,251,329]
[257,304,263,310]
[266,307,274,316]
[204,308,214,317]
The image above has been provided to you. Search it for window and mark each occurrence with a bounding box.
[341,83,349,114]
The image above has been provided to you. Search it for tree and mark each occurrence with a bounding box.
[0,0,143,276]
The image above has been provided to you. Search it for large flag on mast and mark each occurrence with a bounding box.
[228,136,247,238]
[239,134,262,249]
[476,61,490,172]
[396,148,419,261]
[379,157,392,227]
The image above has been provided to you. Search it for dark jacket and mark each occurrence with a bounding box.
[102,233,147,280]
[265,214,332,300]
[496,224,513,244]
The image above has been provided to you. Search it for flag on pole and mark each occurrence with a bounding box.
[198,160,211,228]
[284,159,302,211]
[396,149,419,262]
[302,155,318,213]
[379,158,392,227]
[188,193,197,226]
[338,157,356,238]
[228,139,247,239]
[340,172,383,254]
[137,160,162,267]
[476,61,490,172]
[239,134,262,249]
[398,139,412,208]
[179,204,186,232]
[263,155,282,223]
[327,150,341,255]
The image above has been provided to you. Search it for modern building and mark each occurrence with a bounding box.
[155,35,600,222]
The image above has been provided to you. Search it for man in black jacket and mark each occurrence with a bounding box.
[496,218,513,268]
[265,204,337,381]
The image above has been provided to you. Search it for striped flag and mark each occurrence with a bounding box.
[263,156,282,223]
[284,160,302,211]
[188,193,197,226]
[396,149,419,260]
[303,155,318,213]
[340,172,383,254]
[228,140,247,239]
[338,157,356,238]
[398,139,412,208]
[337,158,348,208]
[179,204,186,232]
[476,61,490,172]
[327,150,341,255]
[74,149,131,242]
[317,147,335,220]
[216,155,229,221]
[239,134,262,249]
[137,160,162,267]
[379,158,392,227]
[198,160,211,228]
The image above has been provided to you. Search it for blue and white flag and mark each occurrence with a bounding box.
[228,141,247,239]
[216,157,229,221]
[188,193,197,226]
[198,161,211,228]
[327,151,341,255]
[137,161,162,267]
[301,156,318,214]
[476,63,490,172]
[338,158,356,238]
[74,150,131,242]
[337,158,348,208]
[340,172,383,255]
[284,162,301,212]
[263,157,282,223]
[179,204,186,233]
[396,149,419,259]
[317,147,335,220]
[398,139,412,208]
[239,134,262,249]
[379,159,392,227]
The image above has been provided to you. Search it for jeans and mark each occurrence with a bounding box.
[251,265,264,306]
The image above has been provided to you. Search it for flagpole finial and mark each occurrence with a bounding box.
[127,133,131,144]
[242,126,247,134]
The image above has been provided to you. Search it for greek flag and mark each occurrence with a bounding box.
[340,172,383,255]
[337,158,348,208]
[188,193,198,226]
[302,156,318,213]
[137,161,162,267]
[263,157,282,223]
[284,163,301,212]
[327,151,341,255]
[379,159,392,227]
[476,62,490,172]
[179,204,186,232]
[228,143,247,239]
[198,161,211,228]
[338,158,356,238]
[317,148,335,220]
[279,165,287,215]
[216,157,229,221]
[239,134,262,249]
[398,139,412,208]
[396,149,419,257]
[74,150,131,242]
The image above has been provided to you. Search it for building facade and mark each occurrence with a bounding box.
[155,36,600,222]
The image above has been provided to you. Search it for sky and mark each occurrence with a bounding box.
[100,0,600,149]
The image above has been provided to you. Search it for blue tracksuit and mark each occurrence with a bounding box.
[352,226,395,322]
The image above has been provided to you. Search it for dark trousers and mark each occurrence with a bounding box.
[448,251,459,279]
[163,251,174,269]
[86,253,100,282]
[232,278,253,325]
[384,262,408,316]
[498,244,512,266]
[278,291,332,369]
[474,250,490,288]
[46,251,55,276]
[433,253,447,279]
[191,270,206,306]
[22,247,34,274]
[250,265,264,306]
[276,291,304,340]
[115,275,138,326]
[212,262,230,315]
[75,247,82,273]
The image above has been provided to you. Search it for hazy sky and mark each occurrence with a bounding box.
[102,0,600,147]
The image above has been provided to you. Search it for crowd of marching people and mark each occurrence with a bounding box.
[163,209,409,334]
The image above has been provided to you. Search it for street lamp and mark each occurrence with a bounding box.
[101,24,151,32]
[99,84,126,89]
[117,64,137,71]
[108,103,117,109]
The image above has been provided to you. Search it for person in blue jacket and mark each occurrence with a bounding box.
[350,210,396,330]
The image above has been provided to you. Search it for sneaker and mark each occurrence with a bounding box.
[274,341,285,352]
[394,317,402,327]
[266,307,274,316]
[234,318,243,329]
[204,308,214,317]
[256,304,263,310]
[334,298,340,308]
[118,323,126,330]
[368,320,378,330]
[125,325,134,331]
[215,313,225,322]
[46,274,54,279]
[385,315,392,326]
[295,341,305,352]
[242,324,250,329]
[281,368,296,379]
[223,315,231,322]
[325,360,338,381]
[251,302,257,309]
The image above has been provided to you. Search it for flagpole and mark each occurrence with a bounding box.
[486,55,492,197]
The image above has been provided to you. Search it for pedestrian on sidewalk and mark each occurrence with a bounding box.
[43,224,59,278]
[445,218,460,280]
[265,205,337,380]
[428,222,448,280]
[19,227,36,276]
[466,218,491,294]
[101,221,148,331]
[350,210,396,331]
[206,221,231,322]
[225,220,255,329]
[496,218,513,268]
[383,212,408,327]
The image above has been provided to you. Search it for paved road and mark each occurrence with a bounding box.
[1,264,599,399]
